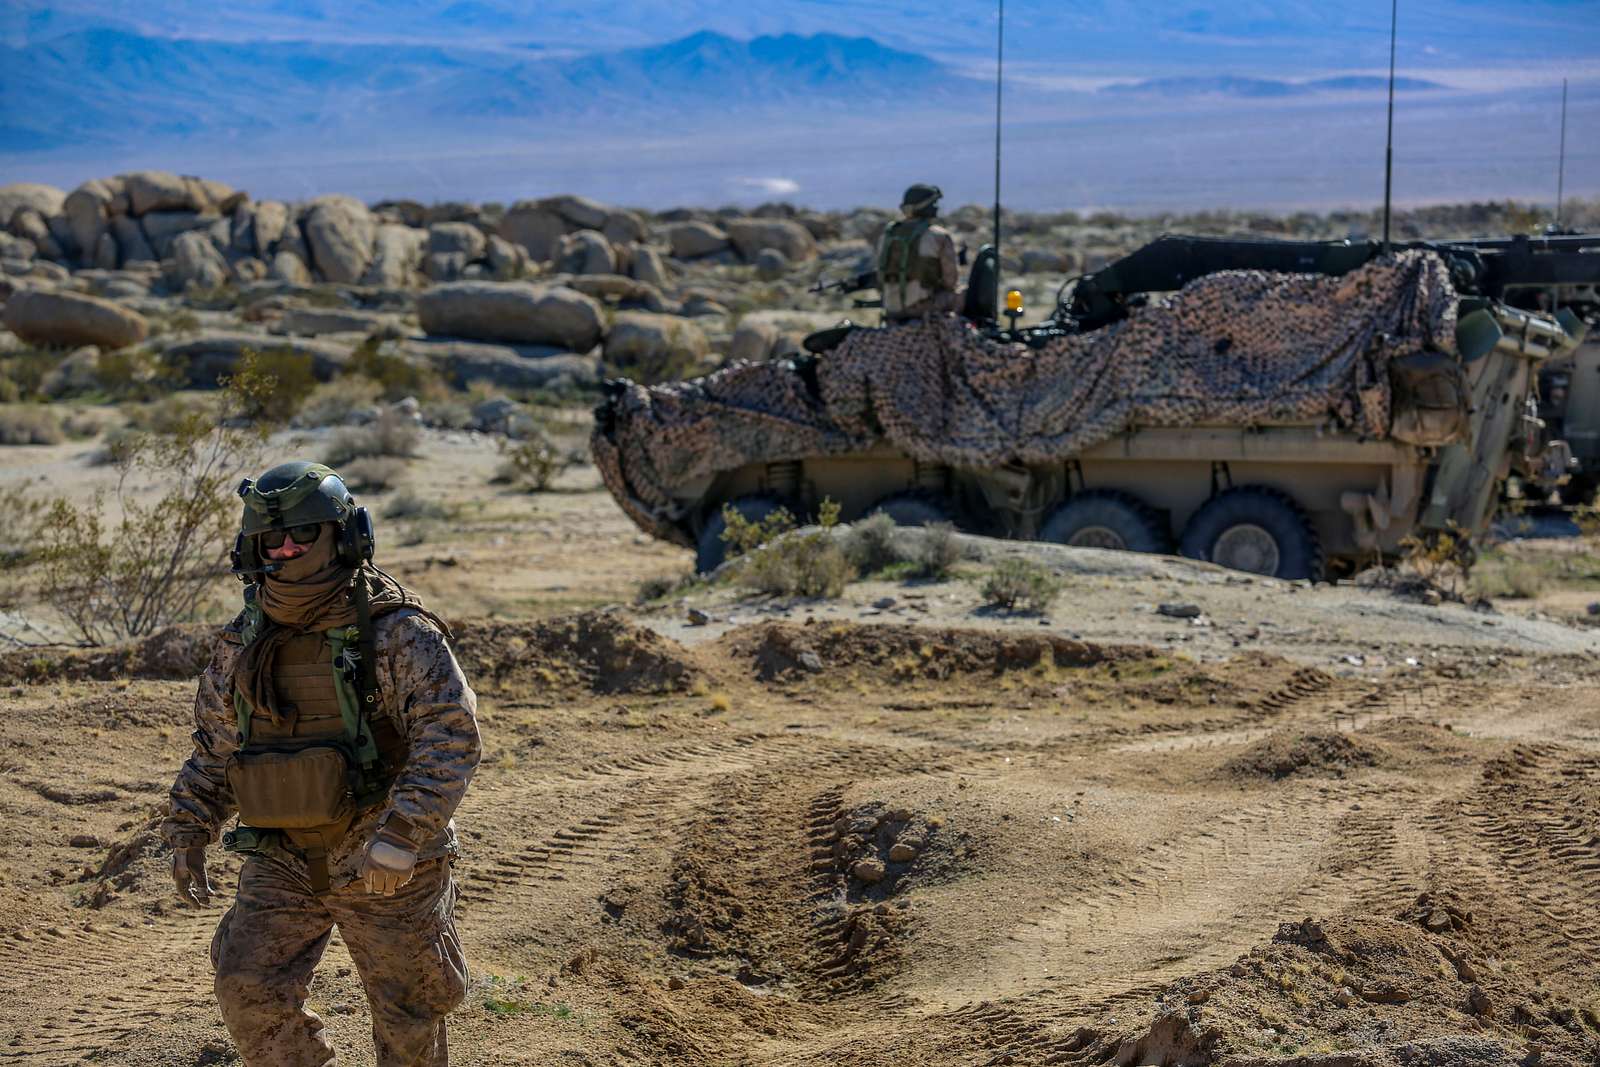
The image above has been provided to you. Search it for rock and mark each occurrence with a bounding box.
[303,195,375,283]
[1587,602,1600,616]
[123,170,207,215]
[1157,603,1202,619]
[251,200,288,256]
[540,194,609,230]
[681,296,728,318]
[563,274,673,313]
[888,842,919,863]
[729,320,781,363]
[601,209,647,246]
[629,244,670,287]
[275,308,399,337]
[495,205,567,264]
[172,230,231,289]
[485,235,526,281]
[0,183,66,227]
[232,257,268,283]
[63,179,121,265]
[555,230,616,275]
[269,250,313,285]
[724,218,816,263]
[418,282,605,350]
[163,331,350,386]
[91,232,118,271]
[39,346,102,398]
[686,607,711,626]
[68,834,101,848]
[851,857,885,883]
[428,222,487,261]
[3,289,149,349]
[603,311,709,380]
[424,252,468,283]
[139,210,210,259]
[753,247,789,280]
[404,338,601,392]
[666,221,730,260]
[0,233,35,261]
[10,208,53,246]
[362,224,425,288]
[46,213,80,262]
[1466,985,1493,1017]
[798,651,824,673]
[468,395,522,431]
[110,215,155,265]
[1021,249,1077,274]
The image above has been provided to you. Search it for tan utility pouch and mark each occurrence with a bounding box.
[226,745,356,830]
[1389,351,1470,446]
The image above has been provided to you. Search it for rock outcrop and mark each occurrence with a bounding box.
[417,282,605,350]
[2,288,150,349]
[302,196,375,284]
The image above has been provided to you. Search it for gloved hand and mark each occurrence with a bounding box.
[172,845,215,905]
[360,839,418,896]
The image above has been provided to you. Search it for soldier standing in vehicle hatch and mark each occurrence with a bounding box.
[162,460,480,1067]
[876,182,962,322]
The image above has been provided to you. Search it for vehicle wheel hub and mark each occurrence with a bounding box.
[1067,525,1127,550]
[1213,524,1280,575]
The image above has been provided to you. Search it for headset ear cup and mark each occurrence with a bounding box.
[355,508,375,562]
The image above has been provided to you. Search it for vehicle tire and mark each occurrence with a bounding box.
[1038,489,1169,553]
[867,491,955,527]
[696,494,788,574]
[1179,487,1324,580]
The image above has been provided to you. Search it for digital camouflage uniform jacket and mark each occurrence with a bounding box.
[162,609,481,889]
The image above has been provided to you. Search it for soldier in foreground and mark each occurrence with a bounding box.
[875,182,961,322]
[162,461,480,1067]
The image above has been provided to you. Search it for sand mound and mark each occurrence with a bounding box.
[720,620,1122,682]
[1225,728,1389,781]
[0,624,214,684]
[439,610,699,694]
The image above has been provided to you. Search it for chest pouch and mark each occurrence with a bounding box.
[225,743,357,829]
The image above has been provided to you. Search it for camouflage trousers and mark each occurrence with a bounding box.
[211,856,468,1067]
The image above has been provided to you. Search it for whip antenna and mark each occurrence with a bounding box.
[993,0,1004,315]
[1556,77,1568,228]
[1382,0,1398,253]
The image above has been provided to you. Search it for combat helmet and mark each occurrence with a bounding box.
[231,460,375,577]
[900,183,942,217]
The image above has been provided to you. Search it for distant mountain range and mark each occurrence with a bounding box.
[0,28,977,152]
[1102,75,1445,99]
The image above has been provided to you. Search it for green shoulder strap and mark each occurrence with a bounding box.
[878,218,931,310]
[232,590,266,745]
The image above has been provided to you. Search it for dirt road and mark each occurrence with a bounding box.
[3,604,1598,1066]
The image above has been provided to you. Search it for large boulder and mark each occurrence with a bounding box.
[0,183,66,227]
[630,244,671,288]
[418,282,605,350]
[496,203,567,263]
[269,250,313,285]
[39,345,103,399]
[140,210,211,259]
[122,170,236,216]
[728,319,782,363]
[63,178,123,264]
[601,209,647,246]
[303,196,375,283]
[666,221,730,259]
[252,200,289,256]
[485,235,527,281]
[0,233,35,261]
[406,338,602,392]
[172,231,231,289]
[724,218,816,263]
[428,222,486,261]
[110,215,155,265]
[362,224,426,288]
[162,331,350,386]
[602,311,709,383]
[540,195,609,230]
[2,288,149,349]
[275,307,401,337]
[554,229,616,275]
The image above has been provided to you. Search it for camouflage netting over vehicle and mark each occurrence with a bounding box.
[592,251,1458,546]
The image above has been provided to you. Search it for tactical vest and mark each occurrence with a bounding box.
[222,597,406,891]
[878,218,946,311]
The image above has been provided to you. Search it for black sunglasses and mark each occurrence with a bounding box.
[258,523,324,548]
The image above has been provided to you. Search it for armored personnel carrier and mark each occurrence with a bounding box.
[592,238,1587,581]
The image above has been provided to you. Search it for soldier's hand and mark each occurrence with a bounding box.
[360,839,418,896]
[172,845,214,905]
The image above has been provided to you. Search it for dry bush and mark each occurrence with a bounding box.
[0,405,65,445]
[325,411,420,466]
[341,456,408,493]
[979,558,1062,614]
[1395,526,1470,600]
[1469,558,1549,600]
[299,376,382,427]
[491,433,568,492]
[93,347,177,402]
[842,512,902,575]
[13,356,275,645]
[0,347,61,402]
[243,348,318,423]
[916,521,963,579]
[383,490,454,523]
[723,499,854,598]
[348,339,444,402]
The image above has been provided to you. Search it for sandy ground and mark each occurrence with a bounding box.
[2,427,1600,1066]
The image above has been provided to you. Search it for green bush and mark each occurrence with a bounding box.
[979,558,1062,613]
[0,348,61,402]
[348,339,444,402]
[239,348,318,424]
[491,433,565,492]
[723,499,855,598]
[843,512,902,575]
[916,521,963,579]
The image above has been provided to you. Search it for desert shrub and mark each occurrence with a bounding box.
[1469,558,1549,600]
[348,339,444,402]
[185,283,242,310]
[326,411,420,466]
[299,376,382,428]
[424,396,475,430]
[341,456,408,493]
[843,512,902,575]
[94,347,178,401]
[916,521,963,579]
[304,287,349,309]
[383,490,454,522]
[724,499,854,598]
[0,405,65,445]
[15,357,273,645]
[1396,526,1470,599]
[0,484,45,571]
[979,558,1062,613]
[242,348,318,423]
[491,433,566,492]
[0,348,60,402]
